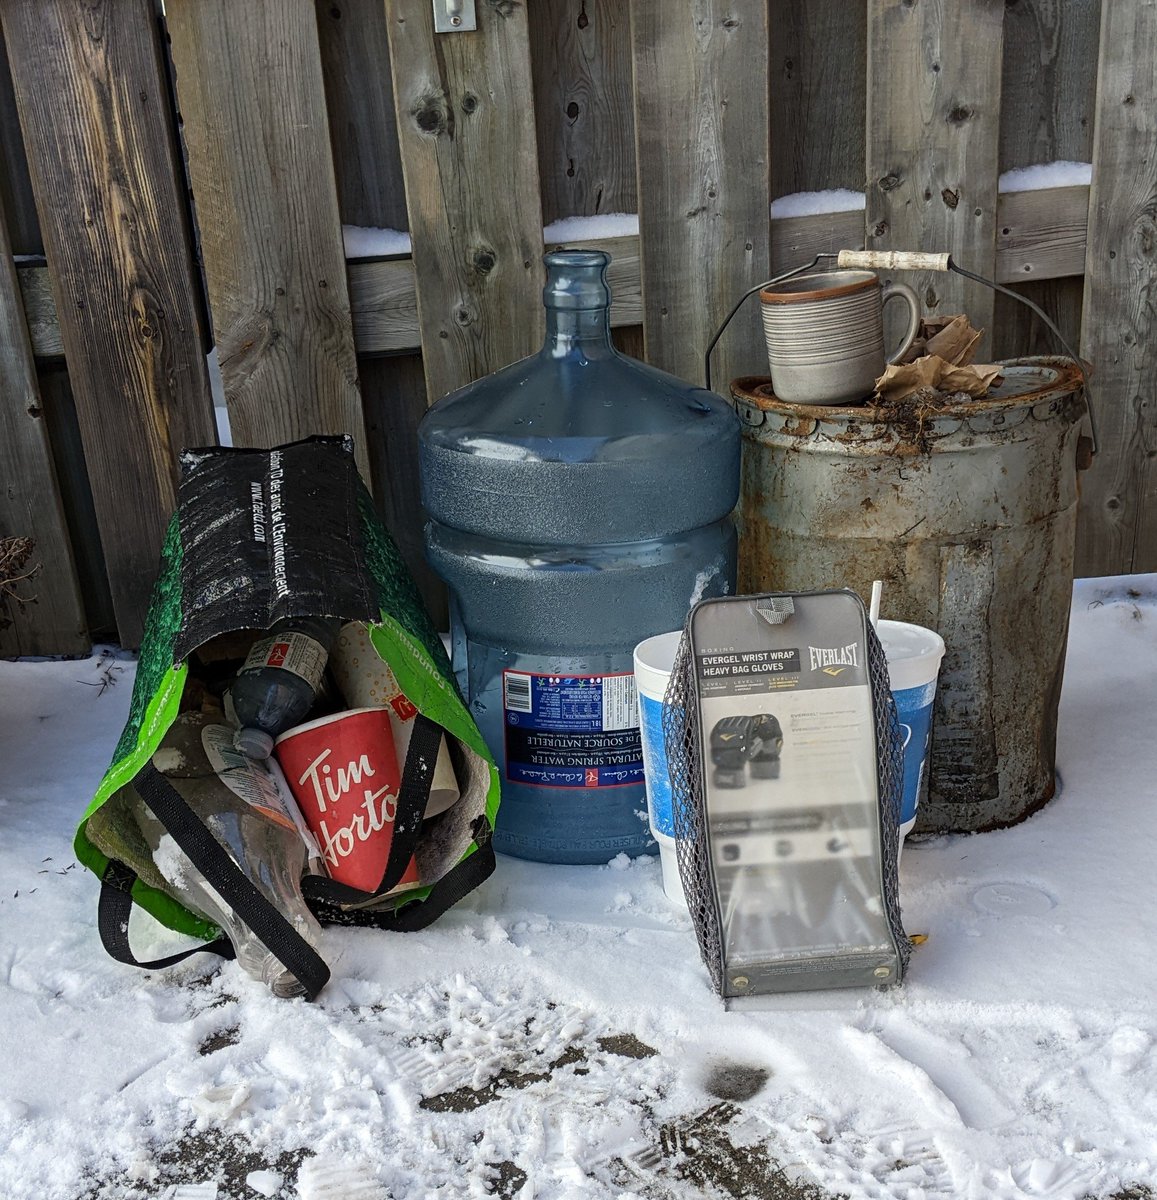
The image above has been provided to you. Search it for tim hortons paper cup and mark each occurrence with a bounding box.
[875,619,946,855]
[273,707,419,893]
[633,630,686,907]
[330,622,459,817]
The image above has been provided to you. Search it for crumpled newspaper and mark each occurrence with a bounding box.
[875,314,1003,401]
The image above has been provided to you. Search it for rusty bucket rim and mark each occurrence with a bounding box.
[731,356,1086,421]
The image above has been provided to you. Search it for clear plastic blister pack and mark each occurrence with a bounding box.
[663,590,911,1001]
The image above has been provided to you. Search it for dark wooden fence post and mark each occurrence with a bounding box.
[529,0,637,227]
[0,188,86,656]
[315,0,443,618]
[1078,0,1157,575]
[990,0,1098,422]
[770,0,866,198]
[630,0,770,391]
[1,0,216,647]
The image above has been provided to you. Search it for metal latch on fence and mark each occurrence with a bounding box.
[432,0,477,32]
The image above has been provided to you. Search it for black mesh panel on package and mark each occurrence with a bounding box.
[172,437,378,661]
[663,593,910,999]
[665,628,725,993]
[867,619,910,972]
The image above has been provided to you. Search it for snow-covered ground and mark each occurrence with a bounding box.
[1,576,1155,1200]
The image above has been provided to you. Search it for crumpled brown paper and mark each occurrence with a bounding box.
[875,314,1003,401]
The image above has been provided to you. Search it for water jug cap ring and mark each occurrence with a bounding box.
[543,250,611,310]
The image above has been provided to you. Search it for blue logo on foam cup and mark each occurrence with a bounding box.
[639,693,675,837]
[892,679,937,822]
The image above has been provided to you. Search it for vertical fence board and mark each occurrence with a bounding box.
[2,0,215,646]
[991,278,1085,362]
[316,0,408,231]
[385,0,545,404]
[1078,0,1157,575]
[315,0,424,534]
[1000,0,1099,171]
[0,192,86,656]
[359,354,445,626]
[630,0,770,388]
[866,0,1004,356]
[994,0,1099,411]
[166,0,369,480]
[36,365,117,639]
[529,1,637,224]
[769,0,866,198]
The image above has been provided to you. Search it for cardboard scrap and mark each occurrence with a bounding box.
[924,314,984,366]
[876,357,1003,401]
[879,313,1002,401]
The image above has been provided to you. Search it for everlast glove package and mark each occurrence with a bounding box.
[663,591,910,1002]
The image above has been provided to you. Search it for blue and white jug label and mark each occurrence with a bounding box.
[503,671,644,789]
[892,680,936,823]
[639,693,675,837]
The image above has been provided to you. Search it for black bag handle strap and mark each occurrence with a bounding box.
[133,762,330,1000]
[302,712,442,909]
[386,830,495,932]
[98,858,236,969]
[308,818,496,933]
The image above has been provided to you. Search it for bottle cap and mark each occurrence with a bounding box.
[235,726,274,760]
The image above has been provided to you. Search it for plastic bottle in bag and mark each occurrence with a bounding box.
[231,616,339,758]
[134,711,325,997]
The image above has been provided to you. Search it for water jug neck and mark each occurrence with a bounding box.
[541,250,614,358]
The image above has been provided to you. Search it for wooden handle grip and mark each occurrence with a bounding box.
[837,250,951,272]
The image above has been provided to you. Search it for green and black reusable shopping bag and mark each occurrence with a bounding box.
[76,436,500,999]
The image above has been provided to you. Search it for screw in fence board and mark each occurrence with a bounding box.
[0,0,217,648]
[384,0,545,405]
[866,0,1005,360]
[165,0,370,483]
[630,0,771,389]
[0,188,86,656]
[1078,0,1157,577]
[528,0,637,226]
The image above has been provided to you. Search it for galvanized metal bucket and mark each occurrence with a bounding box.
[732,357,1091,833]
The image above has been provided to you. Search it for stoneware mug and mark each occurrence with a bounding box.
[759,269,921,405]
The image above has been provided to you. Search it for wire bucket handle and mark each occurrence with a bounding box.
[704,249,1096,457]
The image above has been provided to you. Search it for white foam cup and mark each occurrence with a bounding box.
[633,630,686,907]
[874,619,946,856]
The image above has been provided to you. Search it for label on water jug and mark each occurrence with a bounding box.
[502,671,644,789]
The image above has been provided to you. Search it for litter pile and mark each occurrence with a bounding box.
[874,313,1004,404]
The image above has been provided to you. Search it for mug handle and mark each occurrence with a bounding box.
[882,281,922,364]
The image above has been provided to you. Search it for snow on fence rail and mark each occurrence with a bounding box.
[0,0,1152,655]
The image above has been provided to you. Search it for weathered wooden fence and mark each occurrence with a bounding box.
[0,0,1152,655]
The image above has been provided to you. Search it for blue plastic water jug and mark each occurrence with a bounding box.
[418,250,741,863]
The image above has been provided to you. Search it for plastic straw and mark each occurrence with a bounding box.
[869,580,883,629]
